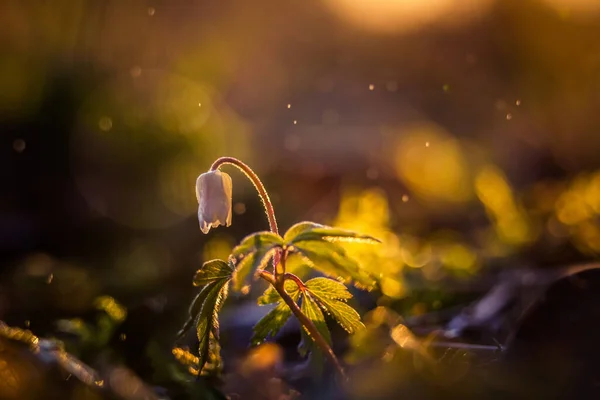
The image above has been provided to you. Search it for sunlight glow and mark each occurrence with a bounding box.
[541,0,600,16]
[475,165,535,245]
[554,171,600,253]
[395,123,471,203]
[322,0,492,33]
[333,188,406,298]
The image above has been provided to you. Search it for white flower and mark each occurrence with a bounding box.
[196,170,233,234]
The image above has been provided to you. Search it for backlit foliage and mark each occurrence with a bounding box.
[332,188,481,299]
[178,222,378,375]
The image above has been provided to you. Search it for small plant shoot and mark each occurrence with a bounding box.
[177,157,380,379]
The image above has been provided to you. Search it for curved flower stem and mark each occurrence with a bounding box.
[210,157,278,235]
[210,157,281,269]
[258,271,347,380]
[213,157,344,379]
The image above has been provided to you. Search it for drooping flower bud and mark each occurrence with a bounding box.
[195,170,233,234]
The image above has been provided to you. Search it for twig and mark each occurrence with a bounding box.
[259,271,347,380]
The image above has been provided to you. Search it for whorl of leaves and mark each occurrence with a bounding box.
[181,221,378,376]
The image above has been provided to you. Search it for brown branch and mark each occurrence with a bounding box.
[258,271,346,380]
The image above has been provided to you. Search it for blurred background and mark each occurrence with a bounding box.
[2,0,600,398]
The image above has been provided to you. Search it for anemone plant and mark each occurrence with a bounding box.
[177,157,380,380]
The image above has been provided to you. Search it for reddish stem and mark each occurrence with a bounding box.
[210,157,281,267]
[283,272,306,290]
[210,157,278,235]
[258,271,346,380]
[214,157,344,379]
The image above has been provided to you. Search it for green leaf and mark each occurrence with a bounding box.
[196,279,229,371]
[252,283,301,345]
[231,232,283,258]
[300,293,331,345]
[193,260,234,287]
[232,247,277,292]
[304,277,353,301]
[251,303,292,345]
[176,276,230,373]
[257,280,300,305]
[284,222,320,242]
[307,292,365,334]
[304,277,364,334]
[230,232,284,293]
[202,331,223,376]
[292,240,377,289]
[177,280,221,340]
[297,293,331,377]
[285,221,380,244]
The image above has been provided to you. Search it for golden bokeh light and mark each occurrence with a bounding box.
[332,186,482,296]
[439,243,477,272]
[399,236,433,269]
[202,235,235,262]
[159,154,201,217]
[322,0,492,34]
[553,171,600,253]
[332,187,406,298]
[555,175,596,226]
[390,324,418,350]
[541,0,600,15]
[475,165,536,246]
[94,296,127,323]
[380,276,406,298]
[574,221,600,252]
[72,69,251,230]
[555,190,591,226]
[241,343,283,375]
[394,123,472,203]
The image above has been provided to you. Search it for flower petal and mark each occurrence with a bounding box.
[195,170,233,234]
[220,172,233,227]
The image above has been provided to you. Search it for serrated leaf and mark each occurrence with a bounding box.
[177,280,221,340]
[305,277,353,301]
[195,278,229,371]
[292,240,377,289]
[212,282,228,337]
[193,259,234,287]
[300,293,331,345]
[252,284,301,344]
[202,332,223,376]
[285,222,380,244]
[251,303,292,345]
[308,292,365,334]
[298,293,331,377]
[284,222,321,242]
[308,227,380,244]
[257,280,300,305]
[232,247,277,292]
[231,231,283,258]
